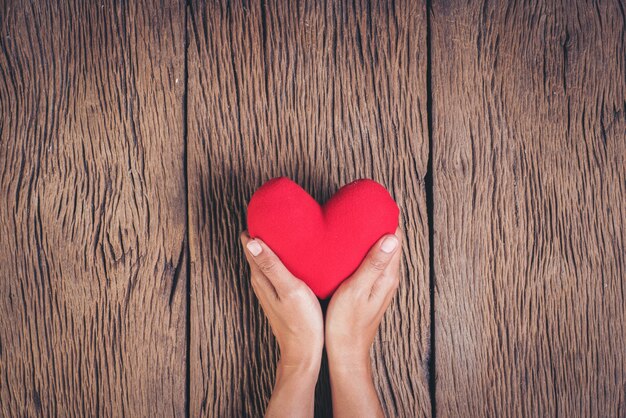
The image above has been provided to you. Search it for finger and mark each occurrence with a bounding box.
[240,231,279,300]
[383,229,403,274]
[370,272,401,304]
[372,283,400,327]
[369,246,402,301]
[346,229,402,292]
[251,270,279,302]
[240,231,300,297]
[249,273,269,306]
[381,275,400,313]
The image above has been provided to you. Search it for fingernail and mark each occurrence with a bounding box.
[246,240,262,256]
[380,236,398,253]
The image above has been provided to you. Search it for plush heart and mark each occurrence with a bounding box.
[246,177,399,299]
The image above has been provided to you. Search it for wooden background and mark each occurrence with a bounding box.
[0,1,624,417]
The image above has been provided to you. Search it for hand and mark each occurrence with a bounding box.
[325,228,403,418]
[240,231,323,418]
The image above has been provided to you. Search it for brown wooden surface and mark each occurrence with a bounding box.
[0,1,187,416]
[431,0,626,416]
[186,1,431,416]
[2,0,625,417]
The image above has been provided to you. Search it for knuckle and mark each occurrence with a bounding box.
[390,275,401,289]
[285,284,307,300]
[249,270,259,281]
[257,257,277,274]
[368,257,388,272]
[249,279,261,295]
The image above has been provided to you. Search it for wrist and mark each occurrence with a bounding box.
[278,350,322,377]
[273,357,320,400]
[326,342,371,372]
[266,354,320,418]
[328,355,372,378]
[327,353,383,418]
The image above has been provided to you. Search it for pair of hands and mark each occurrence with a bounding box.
[240,228,403,418]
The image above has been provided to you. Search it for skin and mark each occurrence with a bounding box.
[240,228,403,418]
[325,227,402,418]
[240,231,324,418]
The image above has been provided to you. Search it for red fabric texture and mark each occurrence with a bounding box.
[246,177,400,299]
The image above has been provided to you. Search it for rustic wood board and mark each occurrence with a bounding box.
[187,0,431,416]
[431,0,626,416]
[0,1,187,416]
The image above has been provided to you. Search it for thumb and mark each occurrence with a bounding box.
[241,234,300,297]
[346,232,400,291]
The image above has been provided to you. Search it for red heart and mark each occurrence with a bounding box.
[246,177,399,299]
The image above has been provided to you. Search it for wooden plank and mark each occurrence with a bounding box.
[0,2,187,416]
[431,1,626,416]
[187,0,431,416]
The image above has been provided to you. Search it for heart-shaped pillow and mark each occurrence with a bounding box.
[246,177,399,298]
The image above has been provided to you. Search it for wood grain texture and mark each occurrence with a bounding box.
[431,0,626,416]
[187,0,431,416]
[0,1,187,416]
